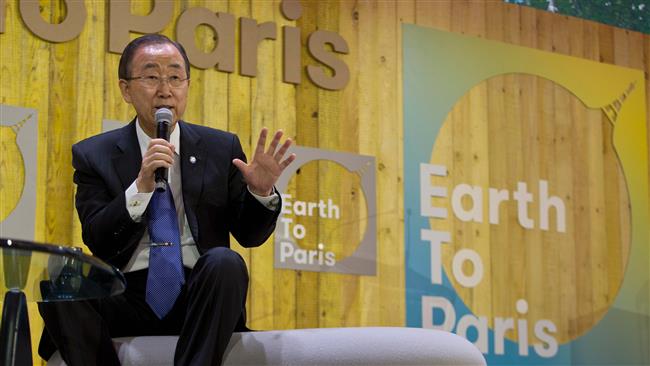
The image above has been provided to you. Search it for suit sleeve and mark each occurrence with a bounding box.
[226,135,281,247]
[72,143,145,263]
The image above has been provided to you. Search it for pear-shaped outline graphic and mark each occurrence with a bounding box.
[0,114,30,221]
[430,73,632,345]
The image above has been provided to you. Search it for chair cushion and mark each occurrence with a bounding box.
[47,327,486,365]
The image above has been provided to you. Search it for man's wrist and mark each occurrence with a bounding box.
[135,175,155,193]
[248,186,280,210]
[249,186,273,197]
[126,180,155,221]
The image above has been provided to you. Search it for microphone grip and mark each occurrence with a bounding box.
[154,121,170,192]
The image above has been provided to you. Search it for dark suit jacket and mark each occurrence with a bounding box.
[72,119,280,270]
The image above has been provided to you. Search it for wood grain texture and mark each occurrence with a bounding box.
[0,1,647,362]
[226,0,253,315]
[249,0,276,330]
[393,0,414,328]
[272,0,298,330]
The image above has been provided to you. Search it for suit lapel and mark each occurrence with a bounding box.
[113,120,142,191]
[179,121,206,241]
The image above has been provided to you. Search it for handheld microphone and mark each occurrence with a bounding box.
[154,108,173,192]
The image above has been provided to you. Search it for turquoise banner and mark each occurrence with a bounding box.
[403,24,649,365]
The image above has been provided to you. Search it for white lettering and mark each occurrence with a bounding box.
[420,163,448,218]
[327,199,339,219]
[456,314,488,353]
[420,229,451,285]
[488,188,509,224]
[280,241,294,262]
[280,241,336,266]
[292,223,306,239]
[294,247,307,263]
[517,318,529,355]
[513,182,534,229]
[423,176,566,232]
[325,251,336,266]
[279,217,292,238]
[534,320,558,358]
[452,184,483,223]
[451,249,483,288]
[539,180,566,232]
[295,200,307,216]
[494,317,515,355]
[421,296,455,331]
[307,201,317,216]
[280,195,341,219]
[281,194,292,215]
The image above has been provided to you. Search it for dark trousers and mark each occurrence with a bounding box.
[38,247,249,366]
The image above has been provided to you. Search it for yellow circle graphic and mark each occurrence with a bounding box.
[430,74,631,345]
[284,160,368,261]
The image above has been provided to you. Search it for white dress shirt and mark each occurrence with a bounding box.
[122,120,278,272]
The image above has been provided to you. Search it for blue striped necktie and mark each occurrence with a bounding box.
[146,182,185,319]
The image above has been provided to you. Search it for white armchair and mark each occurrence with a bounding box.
[48,327,486,365]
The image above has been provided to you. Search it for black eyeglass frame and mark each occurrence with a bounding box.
[123,75,190,88]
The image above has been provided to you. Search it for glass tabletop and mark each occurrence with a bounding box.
[0,238,126,302]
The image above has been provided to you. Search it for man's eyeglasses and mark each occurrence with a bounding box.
[125,75,189,89]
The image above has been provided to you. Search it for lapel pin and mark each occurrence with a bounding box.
[189,156,197,164]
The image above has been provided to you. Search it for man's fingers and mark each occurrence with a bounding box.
[267,130,283,154]
[274,138,292,162]
[146,143,174,160]
[141,140,174,179]
[143,154,173,168]
[255,128,268,157]
[147,138,174,150]
[147,160,172,170]
[279,153,296,169]
[144,152,174,168]
[151,150,174,161]
[232,158,248,173]
[147,144,173,153]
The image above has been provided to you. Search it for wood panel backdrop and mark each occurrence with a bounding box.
[0,0,649,364]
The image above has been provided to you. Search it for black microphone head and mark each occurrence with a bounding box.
[155,108,173,125]
[155,108,173,140]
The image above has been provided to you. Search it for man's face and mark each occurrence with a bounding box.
[119,43,189,137]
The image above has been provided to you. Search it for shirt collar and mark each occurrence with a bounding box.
[135,118,181,157]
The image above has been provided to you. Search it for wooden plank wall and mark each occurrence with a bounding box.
[0,0,649,363]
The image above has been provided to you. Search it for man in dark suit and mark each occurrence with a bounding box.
[38,34,295,365]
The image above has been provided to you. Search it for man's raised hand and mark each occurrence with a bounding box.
[232,128,296,196]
